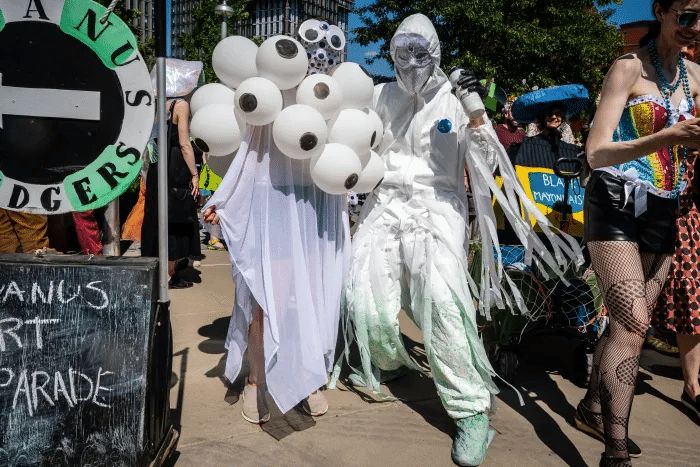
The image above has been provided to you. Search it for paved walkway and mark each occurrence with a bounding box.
[157,248,699,467]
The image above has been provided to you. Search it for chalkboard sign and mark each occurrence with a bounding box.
[0,254,161,466]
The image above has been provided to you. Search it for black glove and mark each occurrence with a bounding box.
[456,69,488,98]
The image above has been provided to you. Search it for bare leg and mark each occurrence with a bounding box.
[248,305,265,385]
[677,333,700,398]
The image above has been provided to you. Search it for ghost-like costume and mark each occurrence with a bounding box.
[334,14,581,421]
[205,89,350,414]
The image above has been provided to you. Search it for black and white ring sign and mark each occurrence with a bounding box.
[0,0,154,214]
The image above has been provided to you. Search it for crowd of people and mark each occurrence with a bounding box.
[2,1,700,466]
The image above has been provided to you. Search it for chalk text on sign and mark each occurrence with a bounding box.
[0,279,109,309]
[0,366,113,417]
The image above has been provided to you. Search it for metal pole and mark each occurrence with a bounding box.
[284,0,290,36]
[221,13,227,41]
[166,0,172,57]
[156,0,169,303]
[215,1,234,42]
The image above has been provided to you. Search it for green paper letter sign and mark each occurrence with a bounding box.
[0,0,154,214]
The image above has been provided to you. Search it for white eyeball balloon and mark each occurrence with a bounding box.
[311,143,362,194]
[327,109,375,167]
[212,36,258,88]
[332,62,374,110]
[352,150,385,193]
[296,74,344,120]
[364,108,384,149]
[190,104,242,157]
[256,35,309,90]
[234,77,283,126]
[190,83,236,116]
[273,104,327,160]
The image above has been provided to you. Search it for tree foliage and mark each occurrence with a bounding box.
[353,0,625,98]
[178,0,249,83]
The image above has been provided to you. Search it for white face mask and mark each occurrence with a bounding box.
[392,34,434,94]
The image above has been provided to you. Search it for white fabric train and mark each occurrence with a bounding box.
[205,88,351,414]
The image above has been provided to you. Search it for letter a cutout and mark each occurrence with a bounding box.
[24,0,49,20]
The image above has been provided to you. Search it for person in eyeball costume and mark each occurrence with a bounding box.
[333,13,582,466]
[202,20,350,424]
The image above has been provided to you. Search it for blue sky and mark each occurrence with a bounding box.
[347,1,654,78]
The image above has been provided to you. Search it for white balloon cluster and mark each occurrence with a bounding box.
[189,34,386,194]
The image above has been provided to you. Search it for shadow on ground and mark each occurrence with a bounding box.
[195,316,317,440]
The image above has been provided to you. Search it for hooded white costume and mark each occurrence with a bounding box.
[340,13,498,420]
[336,14,581,464]
[205,78,350,414]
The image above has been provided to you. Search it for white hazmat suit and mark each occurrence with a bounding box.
[341,13,498,420]
[335,16,581,462]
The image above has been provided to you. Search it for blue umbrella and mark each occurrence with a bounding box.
[511,84,590,124]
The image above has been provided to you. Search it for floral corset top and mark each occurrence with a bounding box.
[612,94,695,193]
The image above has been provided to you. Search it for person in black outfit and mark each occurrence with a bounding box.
[509,105,580,167]
[141,97,200,288]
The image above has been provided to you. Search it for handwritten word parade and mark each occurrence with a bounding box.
[0,365,113,417]
[0,279,114,417]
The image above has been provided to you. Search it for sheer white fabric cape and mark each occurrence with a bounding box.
[204,90,351,414]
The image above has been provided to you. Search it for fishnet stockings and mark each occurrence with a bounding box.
[583,241,672,459]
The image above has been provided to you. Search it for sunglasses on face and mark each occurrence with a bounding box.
[670,7,700,28]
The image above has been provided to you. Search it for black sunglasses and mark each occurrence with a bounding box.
[670,7,700,28]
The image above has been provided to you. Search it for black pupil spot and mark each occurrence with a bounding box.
[313,82,330,99]
[331,35,342,48]
[239,93,258,112]
[371,131,377,147]
[319,41,326,48]
[304,29,319,41]
[345,173,359,189]
[328,59,334,65]
[194,138,210,153]
[307,52,312,59]
[320,23,329,30]
[299,132,318,151]
[276,38,299,58]
[319,53,325,59]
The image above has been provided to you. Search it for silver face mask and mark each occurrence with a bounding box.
[392,34,434,94]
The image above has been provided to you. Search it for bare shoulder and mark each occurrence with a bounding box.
[172,99,190,124]
[173,99,190,113]
[608,51,643,78]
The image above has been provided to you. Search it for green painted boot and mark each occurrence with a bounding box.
[451,413,495,466]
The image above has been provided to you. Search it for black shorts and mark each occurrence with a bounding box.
[584,170,679,254]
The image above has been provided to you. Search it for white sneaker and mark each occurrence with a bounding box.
[241,382,270,424]
[301,390,328,416]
